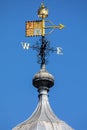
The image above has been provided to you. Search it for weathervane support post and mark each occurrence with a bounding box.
[38,2,48,68]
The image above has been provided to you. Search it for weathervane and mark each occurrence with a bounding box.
[21,2,64,68]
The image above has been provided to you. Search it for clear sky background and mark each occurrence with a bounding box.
[0,0,87,130]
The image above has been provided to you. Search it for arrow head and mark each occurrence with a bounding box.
[58,24,64,30]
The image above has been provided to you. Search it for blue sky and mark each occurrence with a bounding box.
[0,0,87,130]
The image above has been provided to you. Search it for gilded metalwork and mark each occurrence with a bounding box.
[38,3,48,19]
[26,21,43,36]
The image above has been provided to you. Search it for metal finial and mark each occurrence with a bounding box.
[38,2,48,19]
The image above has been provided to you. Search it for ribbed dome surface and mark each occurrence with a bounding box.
[12,65,74,130]
[12,90,74,130]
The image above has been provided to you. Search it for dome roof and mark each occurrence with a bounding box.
[12,89,74,130]
[12,65,74,130]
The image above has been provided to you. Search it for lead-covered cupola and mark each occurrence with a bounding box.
[12,64,73,130]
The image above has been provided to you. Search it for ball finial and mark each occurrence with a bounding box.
[38,3,48,19]
[33,64,54,91]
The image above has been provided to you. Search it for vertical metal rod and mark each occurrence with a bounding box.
[42,19,45,36]
[41,36,45,68]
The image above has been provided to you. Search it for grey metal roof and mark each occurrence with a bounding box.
[12,89,74,130]
[12,65,74,130]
